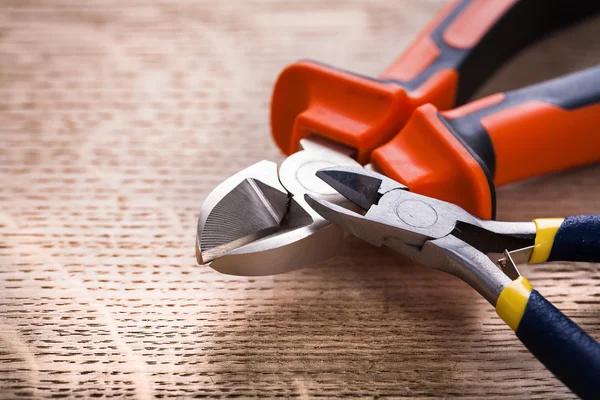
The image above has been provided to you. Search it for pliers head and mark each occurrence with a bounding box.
[305,166,536,304]
[195,137,361,276]
[307,166,468,248]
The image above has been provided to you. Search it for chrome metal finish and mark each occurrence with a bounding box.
[316,166,407,210]
[498,249,522,281]
[305,166,538,305]
[315,167,406,210]
[196,160,288,264]
[422,236,512,304]
[196,136,360,275]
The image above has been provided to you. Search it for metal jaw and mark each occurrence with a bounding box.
[305,166,536,305]
[196,136,361,276]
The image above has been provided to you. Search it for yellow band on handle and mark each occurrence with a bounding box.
[529,218,564,263]
[496,276,533,331]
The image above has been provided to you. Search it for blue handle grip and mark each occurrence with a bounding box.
[516,290,600,399]
[548,215,600,263]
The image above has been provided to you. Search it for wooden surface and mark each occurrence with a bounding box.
[1,0,600,398]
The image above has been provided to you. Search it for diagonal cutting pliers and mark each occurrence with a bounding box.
[196,0,600,276]
[305,166,600,399]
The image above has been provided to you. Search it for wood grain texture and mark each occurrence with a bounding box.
[1,0,600,398]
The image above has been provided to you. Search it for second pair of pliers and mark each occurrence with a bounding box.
[306,166,600,399]
[197,0,600,275]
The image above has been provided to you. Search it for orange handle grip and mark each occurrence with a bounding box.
[372,66,600,220]
[381,0,516,106]
[441,65,600,186]
[271,0,600,163]
[382,0,600,106]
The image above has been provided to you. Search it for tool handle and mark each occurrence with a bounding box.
[439,65,600,186]
[381,0,600,107]
[530,216,600,263]
[271,0,600,164]
[372,65,600,220]
[496,278,600,399]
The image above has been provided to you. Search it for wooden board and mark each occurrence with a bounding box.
[1,0,600,398]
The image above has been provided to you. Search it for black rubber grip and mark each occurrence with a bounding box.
[548,215,600,263]
[516,290,600,399]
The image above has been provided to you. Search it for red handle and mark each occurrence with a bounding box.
[271,0,600,163]
[372,66,600,220]
[380,0,516,105]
